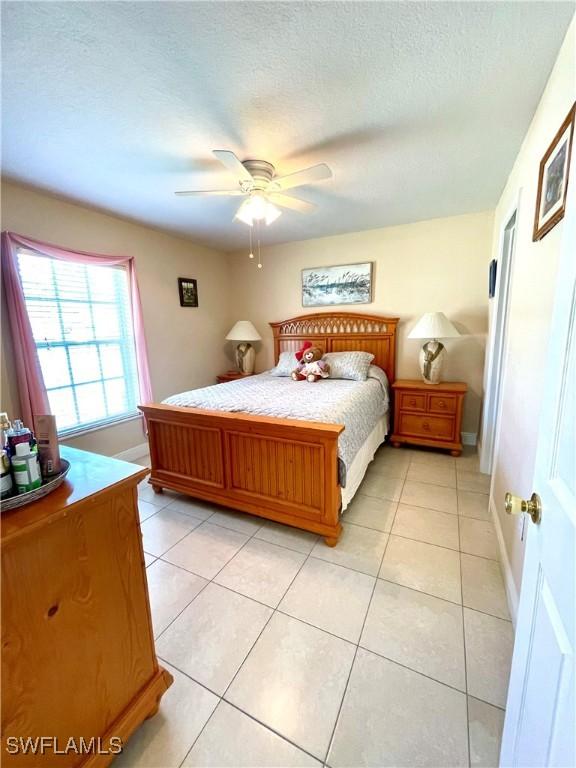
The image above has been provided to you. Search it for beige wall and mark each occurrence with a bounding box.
[1,181,232,455]
[487,19,575,603]
[227,211,494,435]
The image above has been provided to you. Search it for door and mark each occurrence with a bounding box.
[500,159,575,765]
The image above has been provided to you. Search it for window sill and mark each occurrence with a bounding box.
[59,413,142,441]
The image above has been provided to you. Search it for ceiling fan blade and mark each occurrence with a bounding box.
[270,163,332,191]
[269,193,316,213]
[175,190,244,196]
[212,150,254,184]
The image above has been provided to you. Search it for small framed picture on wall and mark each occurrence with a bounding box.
[178,277,198,307]
[533,103,575,241]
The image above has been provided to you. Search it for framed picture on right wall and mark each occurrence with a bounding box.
[533,103,575,241]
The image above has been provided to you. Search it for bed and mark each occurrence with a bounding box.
[139,312,398,546]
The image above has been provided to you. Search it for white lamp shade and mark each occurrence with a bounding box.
[226,320,262,342]
[407,312,461,340]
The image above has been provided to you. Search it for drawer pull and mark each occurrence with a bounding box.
[438,400,445,408]
[410,399,416,406]
[423,422,430,431]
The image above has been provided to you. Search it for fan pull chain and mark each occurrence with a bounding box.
[256,219,262,269]
[248,225,254,259]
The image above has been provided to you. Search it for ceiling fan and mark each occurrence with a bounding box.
[175,150,333,226]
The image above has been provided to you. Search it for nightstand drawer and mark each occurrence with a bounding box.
[398,413,455,441]
[399,393,426,411]
[428,394,457,414]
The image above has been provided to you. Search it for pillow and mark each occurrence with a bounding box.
[368,365,390,391]
[269,350,296,377]
[324,351,374,381]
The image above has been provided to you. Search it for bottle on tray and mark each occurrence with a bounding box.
[11,441,42,494]
[1,449,13,500]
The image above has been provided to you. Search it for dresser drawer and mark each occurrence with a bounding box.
[399,392,426,411]
[398,412,455,441]
[428,394,457,415]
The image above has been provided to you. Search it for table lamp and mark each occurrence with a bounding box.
[407,312,461,384]
[226,320,262,375]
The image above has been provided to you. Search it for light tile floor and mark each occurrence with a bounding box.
[118,445,511,768]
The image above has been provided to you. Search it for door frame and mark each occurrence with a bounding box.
[480,191,521,475]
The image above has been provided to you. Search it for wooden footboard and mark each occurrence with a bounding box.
[139,404,345,545]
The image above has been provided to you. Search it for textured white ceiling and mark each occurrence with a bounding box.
[2,2,574,250]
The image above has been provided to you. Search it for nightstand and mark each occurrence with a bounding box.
[390,379,467,456]
[216,370,253,384]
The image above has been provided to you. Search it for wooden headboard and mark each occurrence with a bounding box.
[270,312,399,384]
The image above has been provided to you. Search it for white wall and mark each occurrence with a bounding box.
[487,18,575,610]
[227,211,494,435]
[1,181,232,455]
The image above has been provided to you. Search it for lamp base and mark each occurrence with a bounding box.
[419,340,445,384]
[235,343,255,375]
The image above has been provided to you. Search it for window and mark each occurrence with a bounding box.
[17,249,140,435]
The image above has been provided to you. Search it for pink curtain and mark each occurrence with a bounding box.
[1,231,154,427]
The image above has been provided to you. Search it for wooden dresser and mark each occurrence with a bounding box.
[390,379,467,456]
[1,446,172,767]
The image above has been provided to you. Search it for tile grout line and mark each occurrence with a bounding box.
[323,464,406,766]
[153,512,279,644]
[152,449,503,768]
[149,477,508,647]
[220,532,323,699]
[171,515,312,768]
[177,524,328,766]
[174,454,403,766]
[147,447,495,766]
[157,571,511,682]
[157,612,507,715]
[147,450,495,632]
[167,662,324,768]
[457,487,473,768]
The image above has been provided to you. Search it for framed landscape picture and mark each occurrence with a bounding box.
[178,277,198,307]
[302,262,373,307]
[533,103,575,241]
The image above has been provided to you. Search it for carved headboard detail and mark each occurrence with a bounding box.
[269,312,399,384]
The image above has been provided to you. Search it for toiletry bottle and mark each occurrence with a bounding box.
[0,449,13,499]
[11,441,42,494]
[6,419,32,457]
[0,412,11,448]
[34,415,61,476]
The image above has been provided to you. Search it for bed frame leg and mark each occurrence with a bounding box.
[323,535,339,547]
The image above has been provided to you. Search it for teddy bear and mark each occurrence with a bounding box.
[291,341,331,382]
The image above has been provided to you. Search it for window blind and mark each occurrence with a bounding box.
[17,249,140,435]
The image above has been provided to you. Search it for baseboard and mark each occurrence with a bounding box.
[113,442,149,462]
[490,494,519,627]
[461,432,478,446]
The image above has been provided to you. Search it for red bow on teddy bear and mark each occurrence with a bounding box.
[291,342,331,383]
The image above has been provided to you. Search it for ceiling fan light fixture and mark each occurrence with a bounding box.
[235,194,282,227]
[264,203,282,225]
[235,202,255,226]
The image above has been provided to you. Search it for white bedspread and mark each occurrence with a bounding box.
[163,367,390,486]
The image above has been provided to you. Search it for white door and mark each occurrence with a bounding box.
[500,159,575,765]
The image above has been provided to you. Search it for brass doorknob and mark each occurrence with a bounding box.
[504,492,542,524]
